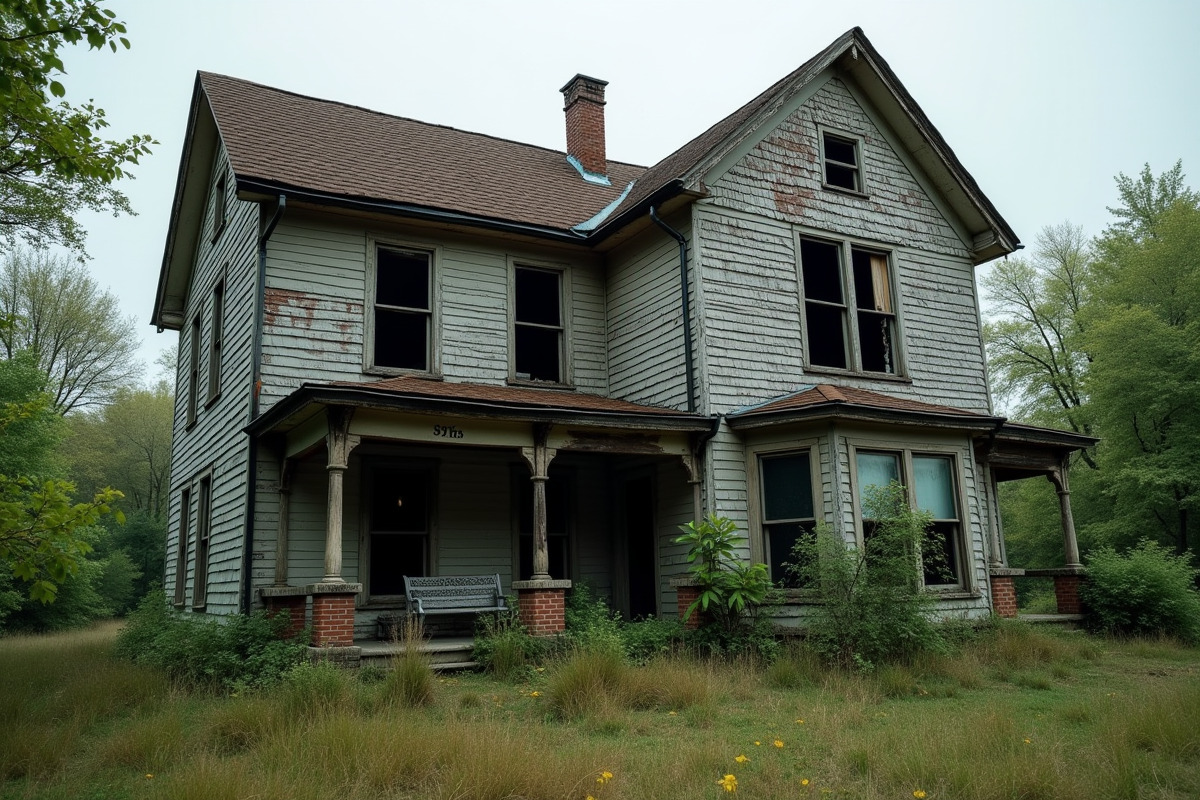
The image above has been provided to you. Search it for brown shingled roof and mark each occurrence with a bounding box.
[727,384,1001,428]
[200,72,646,232]
[328,375,695,417]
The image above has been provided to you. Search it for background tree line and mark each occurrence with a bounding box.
[985,161,1200,575]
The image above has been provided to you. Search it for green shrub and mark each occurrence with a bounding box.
[1080,540,1200,642]
[473,608,545,680]
[787,483,945,669]
[547,647,627,719]
[114,591,307,691]
[563,582,626,658]
[621,616,685,664]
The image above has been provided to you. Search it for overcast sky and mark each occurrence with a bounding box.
[58,0,1200,377]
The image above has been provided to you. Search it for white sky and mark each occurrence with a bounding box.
[59,0,1200,377]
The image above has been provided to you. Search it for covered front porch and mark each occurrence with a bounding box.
[247,377,717,656]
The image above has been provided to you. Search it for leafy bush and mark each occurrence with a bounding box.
[1080,540,1200,642]
[114,591,308,691]
[787,483,944,669]
[621,616,685,664]
[563,582,626,658]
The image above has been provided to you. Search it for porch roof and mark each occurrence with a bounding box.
[246,375,719,437]
[725,384,1004,431]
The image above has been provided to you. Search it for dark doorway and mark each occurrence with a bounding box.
[624,476,657,619]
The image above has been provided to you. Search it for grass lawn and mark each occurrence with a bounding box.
[1,621,1198,800]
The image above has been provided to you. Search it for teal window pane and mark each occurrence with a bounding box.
[913,456,956,519]
[856,452,899,516]
[761,454,813,521]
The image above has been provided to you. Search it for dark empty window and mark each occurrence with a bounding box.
[207,278,224,402]
[373,247,432,371]
[852,250,896,374]
[186,315,200,426]
[192,476,211,608]
[518,475,570,580]
[761,452,816,586]
[212,172,227,240]
[369,469,430,596]
[800,238,848,370]
[822,132,861,192]
[513,266,564,383]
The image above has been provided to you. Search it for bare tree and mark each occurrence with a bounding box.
[0,247,141,412]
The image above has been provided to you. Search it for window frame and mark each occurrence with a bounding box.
[192,472,213,609]
[211,170,228,242]
[746,440,823,587]
[795,231,906,378]
[818,127,866,196]
[186,314,201,428]
[364,237,441,377]
[360,459,438,606]
[847,441,972,592]
[206,272,225,406]
[173,487,191,607]
[508,258,573,387]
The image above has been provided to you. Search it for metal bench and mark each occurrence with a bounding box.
[376,574,508,638]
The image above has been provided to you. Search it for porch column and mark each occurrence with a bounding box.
[324,407,360,583]
[274,457,294,586]
[1048,461,1083,569]
[984,461,1005,568]
[520,425,557,580]
[680,451,703,524]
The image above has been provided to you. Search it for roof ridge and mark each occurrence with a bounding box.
[197,71,651,171]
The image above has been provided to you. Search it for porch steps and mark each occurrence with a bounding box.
[357,635,477,670]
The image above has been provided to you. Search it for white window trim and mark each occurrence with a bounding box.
[794,229,908,379]
[817,125,867,197]
[363,236,442,377]
[845,438,974,593]
[507,257,574,388]
[745,439,823,572]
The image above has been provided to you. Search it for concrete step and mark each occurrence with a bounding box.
[357,636,476,670]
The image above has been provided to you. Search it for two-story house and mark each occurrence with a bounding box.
[153,28,1092,655]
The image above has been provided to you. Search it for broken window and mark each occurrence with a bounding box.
[760,451,816,586]
[513,266,564,383]
[517,472,571,580]
[173,487,191,607]
[372,246,432,372]
[822,131,862,192]
[192,475,212,608]
[855,449,964,588]
[368,468,431,596]
[799,237,899,375]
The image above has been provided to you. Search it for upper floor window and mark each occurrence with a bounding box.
[512,265,566,384]
[207,277,224,404]
[186,315,200,426]
[211,171,228,240]
[855,449,965,588]
[369,245,434,373]
[821,130,862,193]
[799,236,898,375]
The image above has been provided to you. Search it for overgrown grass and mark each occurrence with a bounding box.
[3,622,1199,799]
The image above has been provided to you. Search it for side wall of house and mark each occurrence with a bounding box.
[163,143,258,615]
[257,211,608,411]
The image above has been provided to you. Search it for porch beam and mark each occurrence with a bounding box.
[1047,460,1083,569]
[274,457,294,586]
[323,407,360,583]
[520,424,558,581]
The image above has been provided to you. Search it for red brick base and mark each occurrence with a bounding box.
[676,585,702,630]
[264,595,307,640]
[312,593,356,647]
[990,575,1019,618]
[1054,575,1083,615]
[517,588,566,636]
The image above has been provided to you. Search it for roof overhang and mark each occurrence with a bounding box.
[726,400,1003,433]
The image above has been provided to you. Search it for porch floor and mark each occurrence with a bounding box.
[357,635,476,670]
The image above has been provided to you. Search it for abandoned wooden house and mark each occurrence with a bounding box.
[153,27,1092,661]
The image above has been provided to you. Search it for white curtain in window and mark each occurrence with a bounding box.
[870,254,891,312]
[913,455,956,519]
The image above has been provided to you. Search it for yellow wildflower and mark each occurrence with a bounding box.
[913,791,927,799]
[774,739,784,748]
[801,778,810,786]
[144,774,154,780]
[735,754,750,763]
[668,710,678,716]
[754,741,761,746]
[596,771,613,785]
[717,774,738,793]
[530,691,541,697]
[1023,738,1032,744]
[796,718,805,724]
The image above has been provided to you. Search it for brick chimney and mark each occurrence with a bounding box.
[561,74,608,176]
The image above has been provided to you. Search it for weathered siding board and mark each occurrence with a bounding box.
[697,77,991,415]
[164,143,258,615]
[655,457,695,617]
[606,219,692,410]
[435,450,515,582]
[567,456,614,595]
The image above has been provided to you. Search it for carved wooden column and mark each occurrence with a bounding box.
[274,457,294,587]
[324,407,360,583]
[512,423,570,635]
[1048,462,1083,569]
[520,424,557,580]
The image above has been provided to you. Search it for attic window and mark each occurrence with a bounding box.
[211,172,228,240]
[821,131,862,193]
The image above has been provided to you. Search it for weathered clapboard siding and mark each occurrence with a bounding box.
[566,456,615,595]
[435,450,515,581]
[258,213,609,409]
[605,217,692,410]
[163,143,259,615]
[654,457,697,618]
[697,77,990,415]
